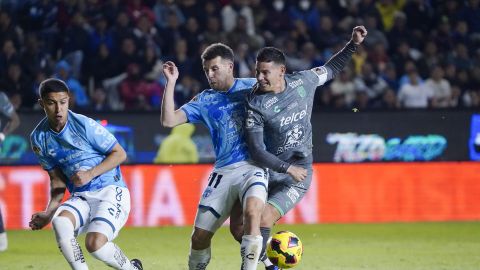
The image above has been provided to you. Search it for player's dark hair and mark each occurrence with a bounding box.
[201,43,234,63]
[256,47,286,65]
[39,78,70,99]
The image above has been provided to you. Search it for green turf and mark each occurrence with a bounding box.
[0,222,479,269]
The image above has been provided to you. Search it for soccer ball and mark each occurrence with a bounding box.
[266,231,303,269]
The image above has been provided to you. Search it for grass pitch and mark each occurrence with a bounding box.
[0,222,479,269]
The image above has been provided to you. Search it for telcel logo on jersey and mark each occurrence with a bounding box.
[280,105,307,127]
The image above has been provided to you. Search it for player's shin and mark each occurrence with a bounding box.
[188,246,211,270]
[52,216,88,270]
[241,235,263,270]
[90,242,137,270]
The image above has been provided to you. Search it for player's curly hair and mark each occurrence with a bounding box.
[256,47,286,65]
[201,43,234,63]
[38,78,70,99]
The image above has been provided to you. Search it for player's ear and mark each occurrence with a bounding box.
[38,98,44,109]
[280,65,286,75]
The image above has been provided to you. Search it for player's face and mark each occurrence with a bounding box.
[255,61,286,92]
[203,56,234,91]
[39,92,70,131]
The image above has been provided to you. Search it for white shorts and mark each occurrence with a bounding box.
[55,185,131,241]
[194,161,268,232]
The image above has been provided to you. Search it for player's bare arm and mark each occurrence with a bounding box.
[29,168,67,230]
[160,61,188,128]
[71,143,127,187]
[312,25,368,80]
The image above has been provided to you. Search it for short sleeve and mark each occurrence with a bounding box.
[0,92,14,118]
[84,118,118,154]
[180,94,203,123]
[30,136,55,171]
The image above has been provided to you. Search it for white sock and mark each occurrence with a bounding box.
[241,235,263,270]
[0,232,7,252]
[52,216,88,270]
[262,257,274,267]
[188,247,211,270]
[90,242,136,270]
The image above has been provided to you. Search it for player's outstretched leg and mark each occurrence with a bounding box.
[86,232,141,270]
[240,196,265,270]
[52,216,88,270]
[259,204,282,270]
[0,209,7,252]
[188,227,213,270]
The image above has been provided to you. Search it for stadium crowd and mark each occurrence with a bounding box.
[0,0,479,111]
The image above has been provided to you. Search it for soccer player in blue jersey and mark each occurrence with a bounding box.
[161,43,268,270]
[241,26,368,269]
[29,78,143,270]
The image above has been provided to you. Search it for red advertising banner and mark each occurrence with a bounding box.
[0,163,479,229]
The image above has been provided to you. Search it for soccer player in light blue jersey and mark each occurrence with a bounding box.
[161,43,268,270]
[29,78,142,270]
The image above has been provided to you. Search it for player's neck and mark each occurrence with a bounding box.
[219,77,235,92]
[272,79,286,94]
[49,119,67,133]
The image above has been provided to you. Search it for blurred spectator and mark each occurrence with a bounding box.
[180,17,201,57]
[288,0,320,32]
[227,15,264,51]
[20,33,52,83]
[354,62,388,101]
[55,60,90,108]
[90,87,111,111]
[119,63,159,110]
[397,67,431,108]
[0,39,18,77]
[153,0,185,29]
[330,68,356,107]
[424,66,452,108]
[1,62,35,109]
[153,123,198,164]
[376,0,406,32]
[89,14,115,55]
[0,10,22,48]
[221,0,255,35]
[373,87,399,109]
[234,43,255,78]
[362,13,389,50]
[85,43,119,85]
[133,11,161,54]
[201,17,228,45]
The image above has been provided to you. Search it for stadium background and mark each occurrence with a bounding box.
[0,0,479,269]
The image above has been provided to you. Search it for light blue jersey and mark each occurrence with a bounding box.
[30,111,126,193]
[181,78,256,168]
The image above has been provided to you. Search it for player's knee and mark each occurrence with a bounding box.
[52,216,74,234]
[85,232,108,253]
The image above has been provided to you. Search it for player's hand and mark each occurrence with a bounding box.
[71,170,94,187]
[29,212,52,230]
[351,25,367,45]
[286,165,307,182]
[163,61,179,82]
